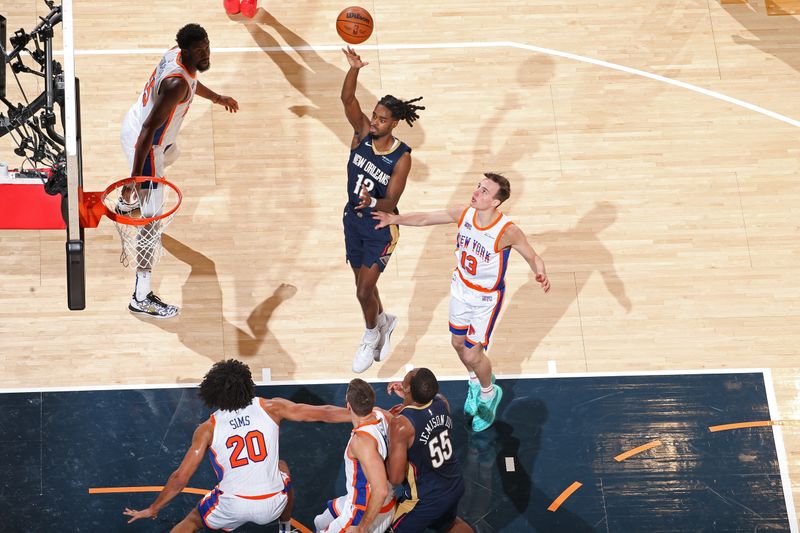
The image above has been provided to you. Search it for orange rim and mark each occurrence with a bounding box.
[101,176,182,226]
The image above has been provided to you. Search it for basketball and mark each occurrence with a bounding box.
[336,6,374,45]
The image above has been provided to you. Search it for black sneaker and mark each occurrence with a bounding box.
[128,292,179,318]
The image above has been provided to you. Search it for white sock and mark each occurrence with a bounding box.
[479,384,495,401]
[469,372,479,386]
[314,508,335,531]
[363,326,379,344]
[134,270,152,301]
[278,520,293,533]
[377,311,387,328]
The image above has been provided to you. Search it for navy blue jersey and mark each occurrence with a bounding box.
[346,135,411,210]
[400,396,462,499]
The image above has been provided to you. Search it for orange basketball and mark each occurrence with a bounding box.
[336,6,374,45]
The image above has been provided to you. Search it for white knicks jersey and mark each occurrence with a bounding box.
[206,397,284,497]
[454,207,513,292]
[124,47,197,147]
[343,410,393,514]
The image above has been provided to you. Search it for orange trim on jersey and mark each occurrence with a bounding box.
[234,489,283,500]
[494,221,514,253]
[456,268,494,293]
[380,497,397,513]
[209,414,216,428]
[354,430,381,454]
[353,417,381,431]
[472,210,504,231]
[449,321,469,332]
[490,249,508,291]
[160,73,193,104]
[155,107,177,147]
[208,446,225,478]
[175,51,197,79]
[457,207,470,227]
[482,290,504,346]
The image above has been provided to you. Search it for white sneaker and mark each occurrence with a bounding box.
[353,332,379,373]
[375,314,398,362]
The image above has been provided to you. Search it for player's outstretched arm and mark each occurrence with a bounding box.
[372,204,463,229]
[123,421,212,523]
[347,432,390,533]
[130,77,186,177]
[196,81,239,113]
[503,225,551,293]
[341,46,371,145]
[261,397,351,424]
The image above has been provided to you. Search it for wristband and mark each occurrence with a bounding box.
[369,197,377,208]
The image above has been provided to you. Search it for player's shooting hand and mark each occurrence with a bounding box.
[342,46,369,69]
[215,95,239,113]
[123,507,156,523]
[387,381,405,398]
[355,183,372,210]
[536,272,551,293]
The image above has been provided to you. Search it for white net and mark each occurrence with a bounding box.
[102,179,180,269]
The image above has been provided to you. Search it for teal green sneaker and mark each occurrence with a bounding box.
[472,384,503,432]
[464,374,496,417]
[464,381,480,416]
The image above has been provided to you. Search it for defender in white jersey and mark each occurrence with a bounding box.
[314,379,396,533]
[124,359,349,532]
[373,173,550,432]
[121,24,238,319]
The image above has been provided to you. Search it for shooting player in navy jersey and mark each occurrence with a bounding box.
[340,46,425,374]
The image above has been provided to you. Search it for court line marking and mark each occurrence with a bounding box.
[762,368,799,531]
[55,41,800,129]
[0,367,774,392]
[12,369,794,527]
[709,420,776,432]
[614,439,663,462]
[547,481,583,512]
[89,486,208,495]
[89,487,314,533]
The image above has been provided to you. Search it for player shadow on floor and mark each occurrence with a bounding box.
[243,9,430,183]
[132,234,298,374]
[376,55,555,377]
[490,201,631,374]
[724,1,800,73]
[461,389,598,531]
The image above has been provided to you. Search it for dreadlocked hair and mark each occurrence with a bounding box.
[198,359,255,412]
[378,95,425,127]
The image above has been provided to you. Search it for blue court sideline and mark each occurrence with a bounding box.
[0,372,791,531]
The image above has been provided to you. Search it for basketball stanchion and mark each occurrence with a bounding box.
[80,177,182,269]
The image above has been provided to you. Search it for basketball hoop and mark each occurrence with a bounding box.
[80,176,182,269]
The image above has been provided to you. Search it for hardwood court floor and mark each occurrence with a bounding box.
[1,0,800,524]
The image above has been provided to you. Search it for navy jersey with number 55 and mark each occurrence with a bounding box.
[346,135,411,210]
[399,396,462,500]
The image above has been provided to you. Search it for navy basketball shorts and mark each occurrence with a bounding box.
[343,204,399,272]
[391,477,465,533]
